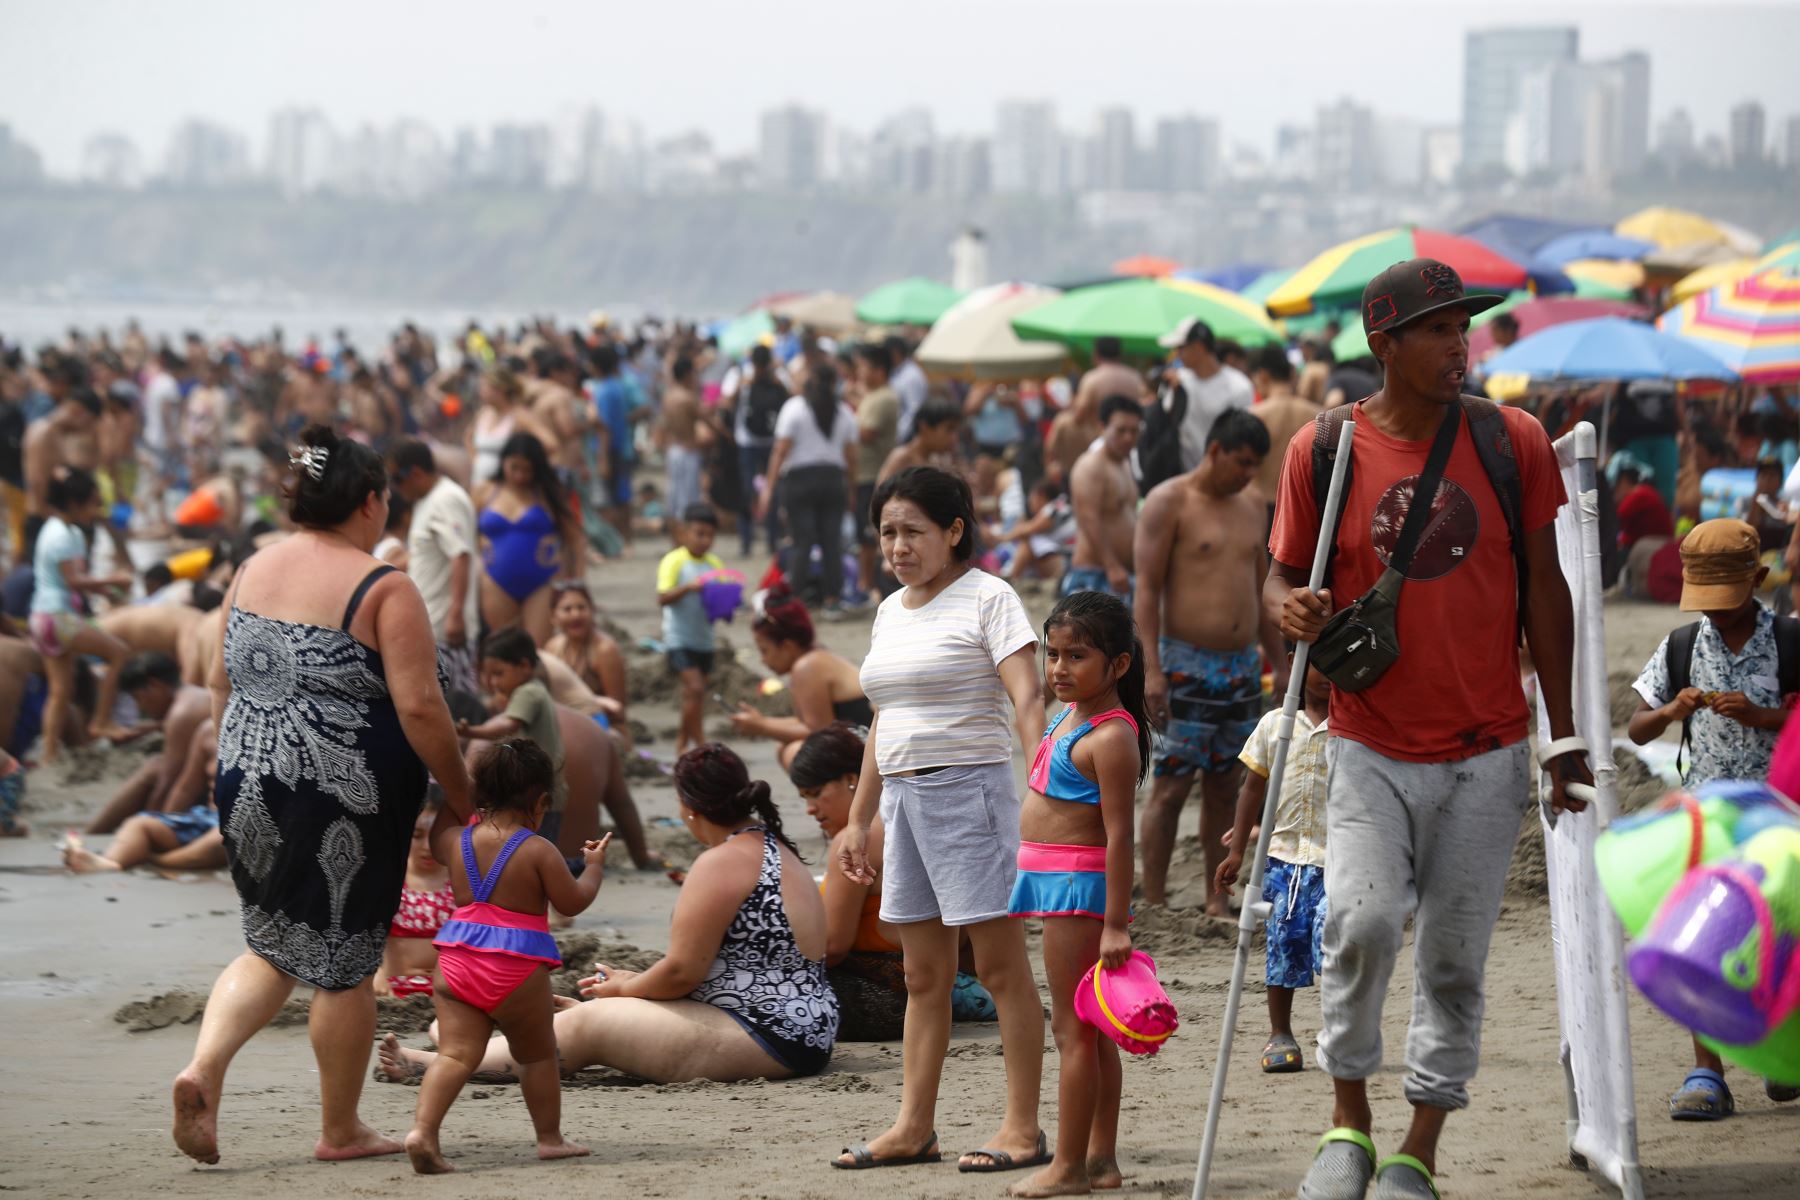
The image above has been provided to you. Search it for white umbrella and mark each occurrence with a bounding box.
[769,290,860,333]
[915,283,1069,381]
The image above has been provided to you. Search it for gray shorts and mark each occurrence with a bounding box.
[878,760,1020,927]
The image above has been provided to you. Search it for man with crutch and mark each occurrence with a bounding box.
[1263,261,1594,1199]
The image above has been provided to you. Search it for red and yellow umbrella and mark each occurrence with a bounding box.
[1265,226,1527,318]
[1657,266,1800,386]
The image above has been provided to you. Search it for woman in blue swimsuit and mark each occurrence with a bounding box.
[475,433,583,645]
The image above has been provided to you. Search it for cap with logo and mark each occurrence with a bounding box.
[1361,258,1506,337]
[1678,518,1763,612]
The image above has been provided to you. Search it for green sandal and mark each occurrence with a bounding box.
[1373,1153,1441,1200]
[1298,1128,1377,1200]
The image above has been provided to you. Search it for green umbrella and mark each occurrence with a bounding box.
[1240,269,1294,306]
[855,277,964,327]
[1011,277,1280,359]
[717,309,774,360]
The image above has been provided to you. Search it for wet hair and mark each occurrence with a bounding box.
[471,736,556,818]
[1253,344,1294,382]
[68,387,103,418]
[870,465,979,561]
[1043,591,1151,780]
[481,625,540,667]
[492,432,574,536]
[191,582,225,612]
[856,343,893,376]
[683,503,719,528]
[286,424,387,529]
[388,438,435,477]
[1206,408,1271,457]
[47,467,99,511]
[749,344,772,368]
[914,399,962,431]
[674,743,801,857]
[752,585,816,649]
[788,722,867,791]
[803,361,840,439]
[142,562,174,593]
[119,651,182,693]
[1094,335,1124,361]
[1099,394,1142,426]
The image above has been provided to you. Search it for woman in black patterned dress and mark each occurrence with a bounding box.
[172,425,472,1165]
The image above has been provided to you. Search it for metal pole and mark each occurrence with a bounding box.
[1192,418,1355,1200]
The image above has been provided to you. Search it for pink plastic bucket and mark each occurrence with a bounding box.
[1073,950,1179,1056]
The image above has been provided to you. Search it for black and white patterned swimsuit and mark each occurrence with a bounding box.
[215,563,428,991]
[687,826,840,1076]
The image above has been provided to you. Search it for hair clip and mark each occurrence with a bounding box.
[289,445,329,481]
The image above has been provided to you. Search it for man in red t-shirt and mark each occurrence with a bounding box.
[1613,458,1675,599]
[1268,260,1594,1200]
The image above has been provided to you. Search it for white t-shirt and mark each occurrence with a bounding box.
[774,396,857,472]
[1175,363,1255,470]
[893,359,929,442]
[407,476,480,641]
[143,371,180,451]
[860,569,1037,774]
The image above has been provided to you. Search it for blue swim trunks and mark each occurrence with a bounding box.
[150,805,221,848]
[1263,857,1327,989]
[1151,638,1262,778]
[1059,565,1133,605]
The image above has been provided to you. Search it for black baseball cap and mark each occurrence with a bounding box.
[1361,258,1505,337]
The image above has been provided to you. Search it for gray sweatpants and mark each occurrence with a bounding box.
[1316,738,1530,1110]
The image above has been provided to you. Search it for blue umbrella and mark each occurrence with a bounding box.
[1457,213,1595,257]
[1535,231,1656,268]
[1174,263,1271,293]
[1478,316,1739,382]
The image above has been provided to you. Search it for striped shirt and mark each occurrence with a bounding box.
[861,569,1038,775]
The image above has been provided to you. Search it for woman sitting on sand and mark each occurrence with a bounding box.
[379,744,838,1085]
[543,581,627,724]
[728,587,871,770]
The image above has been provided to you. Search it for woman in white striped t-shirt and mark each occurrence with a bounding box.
[832,466,1050,1175]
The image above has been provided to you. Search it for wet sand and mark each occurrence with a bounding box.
[1,548,1791,1198]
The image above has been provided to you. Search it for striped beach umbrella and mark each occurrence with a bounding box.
[1264,226,1527,317]
[1656,267,1800,386]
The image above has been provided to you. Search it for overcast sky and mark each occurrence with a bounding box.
[5,0,1798,174]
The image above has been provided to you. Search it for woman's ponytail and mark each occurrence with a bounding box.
[742,780,802,858]
[674,744,805,861]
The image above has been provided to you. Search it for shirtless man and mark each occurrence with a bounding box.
[660,354,703,532]
[181,605,226,686]
[526,352,585,473]
[877,399,964,483]
[1063,394,1142,600]
[1134,409,1284,913]
[24,386,102,536]
[1051,335,1146,481]
[99,601,207,667]
[86,652,214,833]
[1246,345,1320,536]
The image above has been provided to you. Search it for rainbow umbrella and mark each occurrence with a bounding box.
[1012,277,1280,359]
[1766,229,1800,255]
[855,277,964,327]
[1657,267,1800,385]
[1264,226,1526,317]
[1669,244,1800,307]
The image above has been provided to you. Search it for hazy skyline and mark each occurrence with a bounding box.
[7,0,1800,174]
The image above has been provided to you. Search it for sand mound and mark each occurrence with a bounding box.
[1129,903,1242,960]
[114,989,206,1031]
[1505,745,1678,896]
[623,632,793,717]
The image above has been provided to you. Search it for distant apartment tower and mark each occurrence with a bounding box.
[81,132,142,189]
[993,100,1060,196]
[1656,107,1696,167]
[1505,53,1648,180]
[1786,115,1800,170]
[759,105,825,191]
[869,108,936,194]
[549,106,607,191]
[1730,101,1767,169]
[1152,115,1219,192]
[267,108,337,197]
[1094,107,1136,190]
[0,124,43,188]
[162,119,251,188]
[490,123,551,188]
[935,138,991,201]
[1462,26,1579,170]
[1316,98,1377,189]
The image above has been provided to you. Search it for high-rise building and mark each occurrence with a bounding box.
[0,124,44,188]
[1462,26,1579,170]
[758,105,825,191]
[81,132,142,189]
[1316,98,1376,189]
[1786,115,1800,170]
[1607,52,1651,176]
[868,108,935,194]
[1151,114,1219,192]
[1373,117,1425,187]
[267,108,337,197]
[489,123,551,188]
[992,100,1060,196]
[1094,107,1136,190]
[934,138,991,201]
[161,119,251,188]
[1423,127,1461,186]
[381,119,448,198]
[549,106,607,191]
[1730,100,1767,169]
[1656,107,1696,167]
[1504,50,1649,180]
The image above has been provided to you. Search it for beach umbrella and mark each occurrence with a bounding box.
[1112,254,1181,278]
[1669,244,1800,306]
[1767,229,1800,255]
[1617,206,1761,255]
[1568,273,1638,302]
[1239,268,1294,306]
[1535,231,1655,267]
[1468,297,1649,359]
[1564,258,1645,293]
[1657,266,1800,386]
[1175,263,1271,293]
[715,309,775,360]
[1478,316,1740,384]
[768,290,859,333]
[914,283,1070,381]
[854,277,964,327]
[1012,277,1280,359]
[1264,226,1527,317]
[1458,212,1596,258]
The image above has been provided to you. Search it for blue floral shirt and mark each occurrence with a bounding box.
[1632,604,1784,787]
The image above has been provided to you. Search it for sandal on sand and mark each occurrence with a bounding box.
[1373,1154,1440,1200]
[1766,1078,1800,1103]
[1298,1128,1377,1200]
[832,1132,941,1170]
[959,1131,1050,1173]
[1669,1068,1734,1121]
[1262,1033,1304,1073]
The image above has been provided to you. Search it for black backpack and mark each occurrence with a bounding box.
[1132,380,1188,494]
[740,375,788,441]
[1310,395,1529,635]
[1665,615,1800,778]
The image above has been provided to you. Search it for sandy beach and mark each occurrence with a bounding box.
[2,547,1793,1200]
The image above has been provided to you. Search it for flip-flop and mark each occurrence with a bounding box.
[1261,1033,1304,1073]
[1298,1128,1377,1200]
[958,1130,1050,1173]
[1373,1154,1440,1200]
[1669,1067,1735,1121]
[831,1132,941,1170]
[1766,1077,1800,1103]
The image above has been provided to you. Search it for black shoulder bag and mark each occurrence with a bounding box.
[1310,403,1462,693]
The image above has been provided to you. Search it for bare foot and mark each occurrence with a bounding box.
[171,1069,220,1164]
[1007,1163,1092,1198]
[373,1032,427,1083]
[64,845,121,874]
[406,1129,454,1174]
[1086,1156,1124,1189]
[538,1136,591,1161]
[315,1123,405,1161]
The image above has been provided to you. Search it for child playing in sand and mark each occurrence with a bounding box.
[377,794,456,997]
[459,627,568,844]
[406,737,609,1174]
[1006,591,1148,1197]
[656,504,724,756]
[1215,652,1330,1075]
